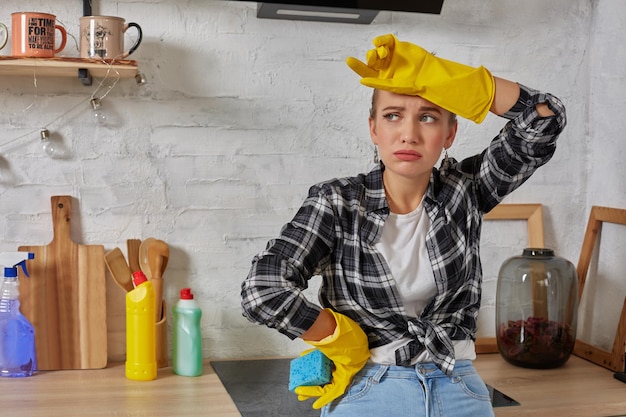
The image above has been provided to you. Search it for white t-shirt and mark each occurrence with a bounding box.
[370,200,475,365]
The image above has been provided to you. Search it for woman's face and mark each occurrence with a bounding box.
[369,90,457,183]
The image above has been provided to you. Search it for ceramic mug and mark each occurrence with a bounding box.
[11,12,67,57]
[0,22,8,51]
[80,16,142,59]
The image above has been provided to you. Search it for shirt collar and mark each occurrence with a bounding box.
[365,162,445,208]
[363,163,388,214]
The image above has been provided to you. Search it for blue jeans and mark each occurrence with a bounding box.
[321,360,494,417]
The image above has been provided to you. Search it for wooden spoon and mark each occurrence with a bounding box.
[126,238,142,274]
[138,237,157,279]
[148,240,169,321]
[147,240,169,277]
[104,248,134,292]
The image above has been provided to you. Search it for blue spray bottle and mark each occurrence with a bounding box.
[0,252,37,377]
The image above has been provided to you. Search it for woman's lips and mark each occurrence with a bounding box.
[394,150,423,161]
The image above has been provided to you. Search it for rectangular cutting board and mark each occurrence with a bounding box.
[18,195,107,370]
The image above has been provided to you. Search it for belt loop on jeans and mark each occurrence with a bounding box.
[370,364,389,384]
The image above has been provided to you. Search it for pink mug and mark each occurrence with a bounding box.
[11,12,67,57]
[0,23,7,51]
[80,16,142,59]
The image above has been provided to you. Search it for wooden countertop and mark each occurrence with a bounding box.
[475,354,626,416]
[1,361,240,417]
[1,354,624,416]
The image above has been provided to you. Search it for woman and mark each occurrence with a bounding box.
[241,34,566,416]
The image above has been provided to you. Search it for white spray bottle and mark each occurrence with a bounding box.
[0,252,37,377]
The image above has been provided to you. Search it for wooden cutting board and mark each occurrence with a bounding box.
[18,195,107,370]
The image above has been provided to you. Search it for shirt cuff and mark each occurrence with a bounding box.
[505,83,535,116]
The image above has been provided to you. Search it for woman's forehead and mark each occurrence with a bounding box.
[376,90,447,114]
[377,90,439,107]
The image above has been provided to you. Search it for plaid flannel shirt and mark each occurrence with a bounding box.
[241,84,566,375]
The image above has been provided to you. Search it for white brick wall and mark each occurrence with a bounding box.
[0,0,624,359]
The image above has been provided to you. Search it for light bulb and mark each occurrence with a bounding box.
[40,129,58,158]
[90,97,112,126]
[135,72,153,99]
[135,72,147,85]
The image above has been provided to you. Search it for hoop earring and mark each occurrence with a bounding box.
[373,146,379,164]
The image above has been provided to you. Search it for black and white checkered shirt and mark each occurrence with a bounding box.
[241,84,566,375]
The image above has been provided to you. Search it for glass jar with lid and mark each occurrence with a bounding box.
[496,248,578,368]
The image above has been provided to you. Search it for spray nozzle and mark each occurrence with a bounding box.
[0,252,35,279]
[16,259,31,278]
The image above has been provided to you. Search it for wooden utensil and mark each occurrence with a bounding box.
[18,195,107,370]
[104,248,134,292]
[138,237,157,279]
[126,238,142,274]
[148,239,169,321]
[148,240,169,277]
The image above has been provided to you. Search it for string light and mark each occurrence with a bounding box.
[40,128,59,158]
[135,72,147,85]
[135,71,153,99]
[0,56,130,152]
[88,58,122,127]
[90,97,111,125]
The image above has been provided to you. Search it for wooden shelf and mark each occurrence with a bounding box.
[0,56,138,82]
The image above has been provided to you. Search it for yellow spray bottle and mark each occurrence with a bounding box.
[125,270,156,381]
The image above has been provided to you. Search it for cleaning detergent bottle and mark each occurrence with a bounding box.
[172,287,203,376]
[0,252,37,378]
[125,270,157,381]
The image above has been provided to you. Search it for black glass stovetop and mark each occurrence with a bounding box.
[211,358,519,417]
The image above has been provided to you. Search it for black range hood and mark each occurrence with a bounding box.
[229,1,444,24]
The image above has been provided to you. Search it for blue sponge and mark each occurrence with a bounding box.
[288,349,333,392]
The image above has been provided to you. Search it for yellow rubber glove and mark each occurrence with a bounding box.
[294,309,370,410]
[346,33,495,123]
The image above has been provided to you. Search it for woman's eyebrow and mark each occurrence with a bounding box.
[380,105,443,114]
[418,106,443,114]
[381,106,404,112]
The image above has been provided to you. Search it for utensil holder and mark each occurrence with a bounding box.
[155,300,168,368]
